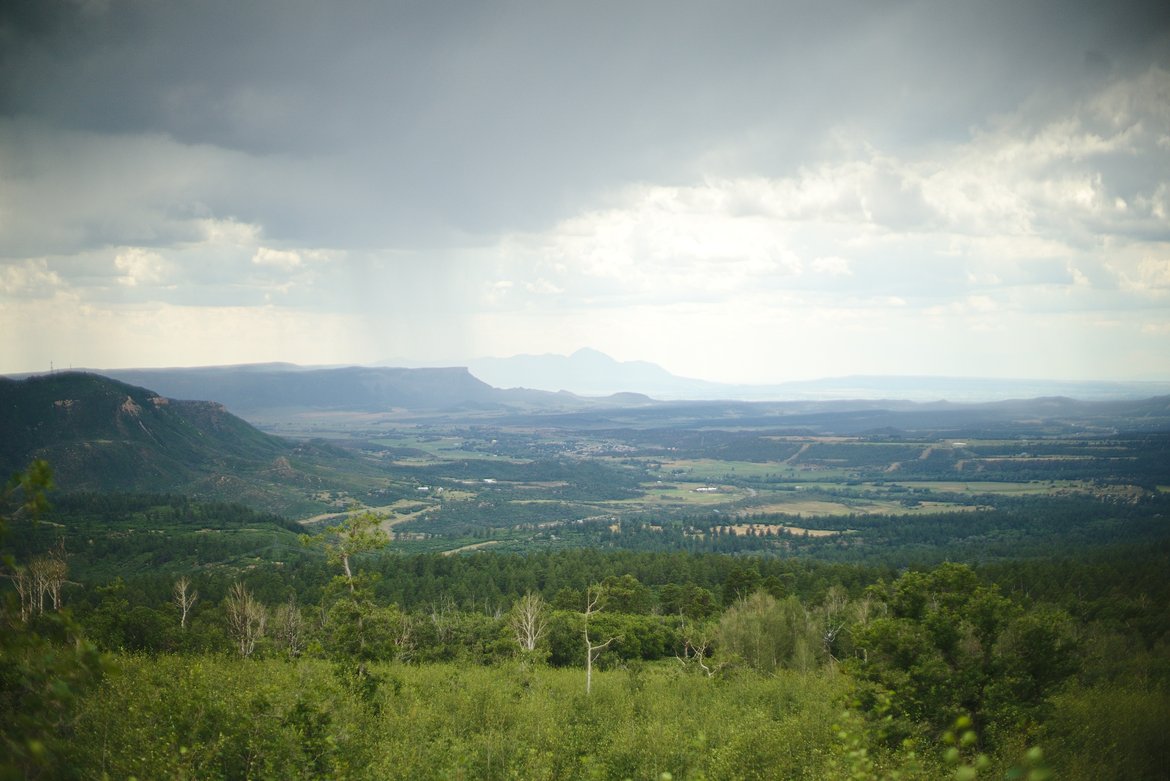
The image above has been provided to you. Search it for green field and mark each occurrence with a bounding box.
[884,480,1091,496]
[652,458,788,479]
[743,497,984,517]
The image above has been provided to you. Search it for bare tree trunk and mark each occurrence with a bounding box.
[430,595,457,647]
[29,555,49,616]
[173,576,198,629]
[26,547,68,615]
[583,586,619,695]
[7,567,32,622]
[853,592,880,626]
[272,595,305,658]
[225,582,267,658]
[676,621,721,677]
[509,592,548,652]
[395,612,415,662]
[342,553,354,593]
[44,540,68,611]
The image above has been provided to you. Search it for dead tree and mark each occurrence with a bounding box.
[0,460,56,622]
[395,611,416,663]
[10,541,70,619]
[852,591,881,626]
[820,584,850,665]
[583,586,620,695]
[43,539,68,611]
[173,576,198,629]
[508,592,548,653]
[6,566,33,623]
[28,557,48,616]
[429,595,458,647]
[271,595,305,658]
[225,582,267,658]
[676,620,722,677]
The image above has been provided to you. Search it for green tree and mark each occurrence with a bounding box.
[717,591,821,673]
[305,510,394,705]
[722,565,762,606]
[0,461,108,778]
[661,582,719,620]
[849,564,1075,748]
[304,510,389,594]
[86,578,131,650]
[598,573,654,614]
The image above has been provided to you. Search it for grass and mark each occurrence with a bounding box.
[882,480,1087,496]
[609,484,752,507]
[296,499,437,527]
[653,458,788,479]
[738,496,981,516]
[742,499,866,516]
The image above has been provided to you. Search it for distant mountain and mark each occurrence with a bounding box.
[98,364,581,416]
[465,349,1170,402]
[741,376,1170,403]
[490,394,1170,436]
[11,359,1165,442]
[467,348,725,397]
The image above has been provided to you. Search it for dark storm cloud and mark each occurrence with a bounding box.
[2,0,1169,380]
[3,0,1166,250]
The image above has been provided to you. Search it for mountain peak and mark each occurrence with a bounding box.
[467,349,687,396]
[569,347,612,361]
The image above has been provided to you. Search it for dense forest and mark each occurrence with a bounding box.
[3,461,1169,779]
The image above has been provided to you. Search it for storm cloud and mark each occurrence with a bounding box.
[2,0,1168,382]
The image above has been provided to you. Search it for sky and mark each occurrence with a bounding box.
[1,0,1169,384]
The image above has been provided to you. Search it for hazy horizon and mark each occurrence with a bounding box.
[16,346,1170,385]
[2,2,1168,382]
[12,348,1170,406]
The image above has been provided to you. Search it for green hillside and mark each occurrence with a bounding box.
[0,373,396,516]
[0,372,284,487]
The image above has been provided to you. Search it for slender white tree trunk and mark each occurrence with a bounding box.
[173,576,198,629]
[583,586,618,695]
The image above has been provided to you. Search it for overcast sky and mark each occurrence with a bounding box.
[2,0,1168,383]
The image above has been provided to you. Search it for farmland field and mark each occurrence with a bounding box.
[211,420,1165,558]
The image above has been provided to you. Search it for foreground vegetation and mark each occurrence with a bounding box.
[9,602,1167,779]
[69,657,853,780]
[4,453,1170,779]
